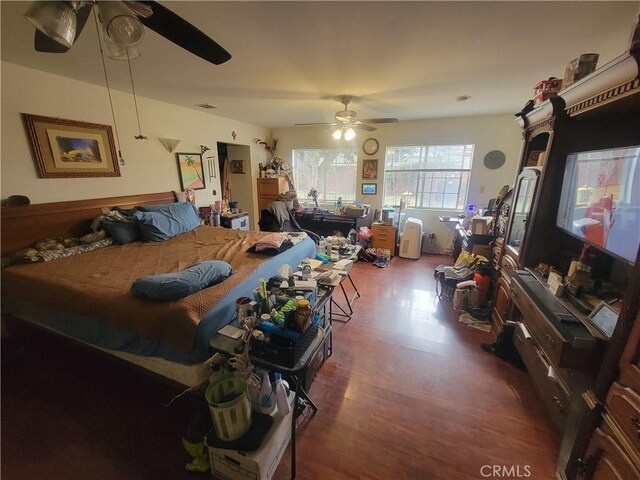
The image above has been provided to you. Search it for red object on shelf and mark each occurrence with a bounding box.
[533,77,563,105]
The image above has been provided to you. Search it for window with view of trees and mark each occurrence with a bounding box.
[383,144,474,209]
[292,148,358,204]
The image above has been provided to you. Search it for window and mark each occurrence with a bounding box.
[383,144,474,209]
[292,148,358,203]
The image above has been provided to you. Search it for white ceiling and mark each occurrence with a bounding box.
[2,1,638,128]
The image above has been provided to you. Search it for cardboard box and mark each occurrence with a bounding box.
[207,393,294,480]
[471,244,492,259]
[471,216,493,235]
[562,53,599,88]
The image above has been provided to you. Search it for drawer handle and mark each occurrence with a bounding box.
[544,334,556,348]
[553,396,564,412]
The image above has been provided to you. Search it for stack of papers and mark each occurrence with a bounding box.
[333,259,353,270]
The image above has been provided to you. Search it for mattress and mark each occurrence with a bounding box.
[2,228,316,365]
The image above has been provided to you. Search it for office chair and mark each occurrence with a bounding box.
[258,201,319,243]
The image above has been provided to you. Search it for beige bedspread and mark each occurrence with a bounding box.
[2,226,275,351]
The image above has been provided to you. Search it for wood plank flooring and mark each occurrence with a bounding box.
[1,255,558,479]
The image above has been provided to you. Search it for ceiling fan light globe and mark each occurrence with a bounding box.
[103,30,141,60]
[24,1,77,48]
[344,127,356,141]
[107,16,144,46]
[98,1,144,46]
[332,128,343,140]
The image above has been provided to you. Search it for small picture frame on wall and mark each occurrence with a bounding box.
[362,183,377,195]
[230,159,246,174]
[362,159,378,180]
[176,152,206,190]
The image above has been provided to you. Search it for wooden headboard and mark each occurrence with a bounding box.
[1,191,178,256]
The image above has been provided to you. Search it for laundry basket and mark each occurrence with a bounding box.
[205,375,252,441]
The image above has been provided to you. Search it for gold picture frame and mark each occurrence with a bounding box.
[362,159,378,180]
[23,113,120,178]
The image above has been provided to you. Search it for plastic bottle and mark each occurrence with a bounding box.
[213,210,221,227]
[325,236,332,256]
[318,236,325,255]
[273,373,291,416]
[256,370,276,414]
[295,299,312,332]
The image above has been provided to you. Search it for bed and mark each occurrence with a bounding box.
[1,192,316,386]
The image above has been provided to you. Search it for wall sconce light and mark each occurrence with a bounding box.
[158,138,181,153]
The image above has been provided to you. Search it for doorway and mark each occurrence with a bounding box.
[216,142,256,229]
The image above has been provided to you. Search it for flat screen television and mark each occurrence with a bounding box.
[556,145,640,264]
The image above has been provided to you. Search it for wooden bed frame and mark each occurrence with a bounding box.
[1,191,177,256]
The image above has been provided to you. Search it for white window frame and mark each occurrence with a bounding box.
[383,144,474,210]
[291,148,358,204]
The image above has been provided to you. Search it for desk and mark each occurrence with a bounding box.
[294,212,363,237]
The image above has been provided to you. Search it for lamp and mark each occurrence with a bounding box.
[24,1,77,48]
[332,125,357,141]
[97,1,144,46]
[159,138,181,153]
[344,127,356,141]
[102,29,140,60]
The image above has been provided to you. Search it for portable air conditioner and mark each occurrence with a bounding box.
[399,217,423,259]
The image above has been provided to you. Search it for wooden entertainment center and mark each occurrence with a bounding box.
[492,45,640,479]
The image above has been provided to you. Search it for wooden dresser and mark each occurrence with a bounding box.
[370,223,397,257]
[511,270,601,430]
[257,178,288,212]
[578,308,640,479]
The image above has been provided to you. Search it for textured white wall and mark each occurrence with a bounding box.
[1,62,270,214]
[273,114,522,251]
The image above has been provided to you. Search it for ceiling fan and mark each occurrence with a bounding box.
[295,95,398,139]
[24,1,231,65]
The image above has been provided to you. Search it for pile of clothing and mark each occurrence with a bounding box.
[359,247,391,268]
[434,254,493,332]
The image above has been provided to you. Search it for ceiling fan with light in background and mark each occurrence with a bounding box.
[295,95,398,141]
[23,1,232,65]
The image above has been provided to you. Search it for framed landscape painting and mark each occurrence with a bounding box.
[23,113,120,178]
[176,153,206,190]
[362,183,377,195]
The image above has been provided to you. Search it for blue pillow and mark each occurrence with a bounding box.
[102,219,139,244]
[133,202,200,242]
[137,202,197,215]
[131,261,235,301]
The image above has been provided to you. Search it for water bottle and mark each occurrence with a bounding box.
[273,373,291,416]
[325,236,332,256]
[318,236,325,255]
[213,210,221,227]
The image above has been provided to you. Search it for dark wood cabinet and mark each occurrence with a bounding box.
[492,44,640,478]
[492,275,511,331]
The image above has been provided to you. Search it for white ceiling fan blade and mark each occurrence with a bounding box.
[295,122,339,127]
[354,123,376,132]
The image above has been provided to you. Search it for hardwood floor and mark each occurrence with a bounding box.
[1,255,558,480]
